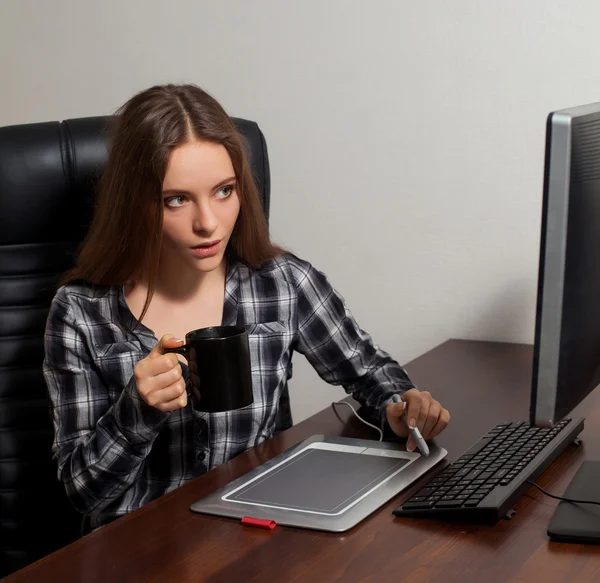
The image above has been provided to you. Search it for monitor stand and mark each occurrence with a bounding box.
[547,461,600,544]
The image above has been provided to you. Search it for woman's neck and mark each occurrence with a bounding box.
[128,255,227,305]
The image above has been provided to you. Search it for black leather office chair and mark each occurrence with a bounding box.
[0,115,293,577]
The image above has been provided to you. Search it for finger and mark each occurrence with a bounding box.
[413,391,434,432]
[401,393,421,430]
[155,392,188,412]
[406,434,416,453]
[416,399,431,432]
[421,403,442,439]
[149,334,184,359]
[404,394,429,431]
[428,409,451,438]
[146,378,187,408]
[148,361,183,391]
[143,353,181,376]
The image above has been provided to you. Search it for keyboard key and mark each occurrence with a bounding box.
[491,469,510,479]
[464,499,481,507]
[464,437,494,456]
[464,469,482,480]
[416,487,437,497]
[402,501,436,510]
[447,489,464,496]
[435,500,465,508]
[493,422,511,429]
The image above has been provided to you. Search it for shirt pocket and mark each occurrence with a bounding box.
[95,340,144,397]
[96,339,144,360]
[245,321,287,336]
[244,321,291,403]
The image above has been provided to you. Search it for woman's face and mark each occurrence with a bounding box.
[161,139,240,274]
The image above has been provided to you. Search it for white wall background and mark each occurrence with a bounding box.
[2,0,600,422]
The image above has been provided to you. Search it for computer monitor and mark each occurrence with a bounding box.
[531,101,600,428]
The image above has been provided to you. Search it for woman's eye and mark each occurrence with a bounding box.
[215,185,234,199]
[165,195,186,208]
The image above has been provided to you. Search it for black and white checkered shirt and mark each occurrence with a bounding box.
[43,253,415,530]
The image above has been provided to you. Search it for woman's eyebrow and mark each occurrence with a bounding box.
[162,189,191,196]
[212,176,237,190]
[162,176,237,196]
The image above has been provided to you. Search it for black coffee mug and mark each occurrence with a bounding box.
[164,326,253,413]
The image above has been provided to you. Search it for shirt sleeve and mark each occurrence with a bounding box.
[43,287,169,517]
[291,258,416,428]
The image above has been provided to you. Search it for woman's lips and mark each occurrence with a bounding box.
[191,240,221,258]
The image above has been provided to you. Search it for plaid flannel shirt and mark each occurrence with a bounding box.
[43,253,415,530]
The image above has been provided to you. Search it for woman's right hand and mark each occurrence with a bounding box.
[133,335,188,411]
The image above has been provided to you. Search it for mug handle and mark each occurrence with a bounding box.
[163,345,190,359]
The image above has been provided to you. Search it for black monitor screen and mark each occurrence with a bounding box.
[531,103,600,426]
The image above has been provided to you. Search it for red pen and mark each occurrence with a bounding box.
[241,516,277,530]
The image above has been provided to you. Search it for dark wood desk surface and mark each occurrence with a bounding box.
[4,340,600,583]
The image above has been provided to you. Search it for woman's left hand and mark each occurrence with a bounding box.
[385,388,450,452]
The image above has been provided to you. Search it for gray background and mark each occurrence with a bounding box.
[2,0,599,421]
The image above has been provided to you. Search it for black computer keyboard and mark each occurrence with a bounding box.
[393,417,584,524]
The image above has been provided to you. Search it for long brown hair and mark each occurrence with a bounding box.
[62,84,282,321]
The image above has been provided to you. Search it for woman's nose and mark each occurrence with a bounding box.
[192,201,218,235]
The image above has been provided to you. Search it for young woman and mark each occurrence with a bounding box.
[43,84,450,531]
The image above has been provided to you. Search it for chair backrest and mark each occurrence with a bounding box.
[0,115,291,577]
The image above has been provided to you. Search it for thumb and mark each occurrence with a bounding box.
[149,334,184,358]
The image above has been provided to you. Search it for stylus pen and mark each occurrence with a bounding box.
[391,394,430,457]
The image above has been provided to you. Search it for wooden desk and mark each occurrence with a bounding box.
[4,340,600,583]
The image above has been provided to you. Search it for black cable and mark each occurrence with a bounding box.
[526,480,600,506]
